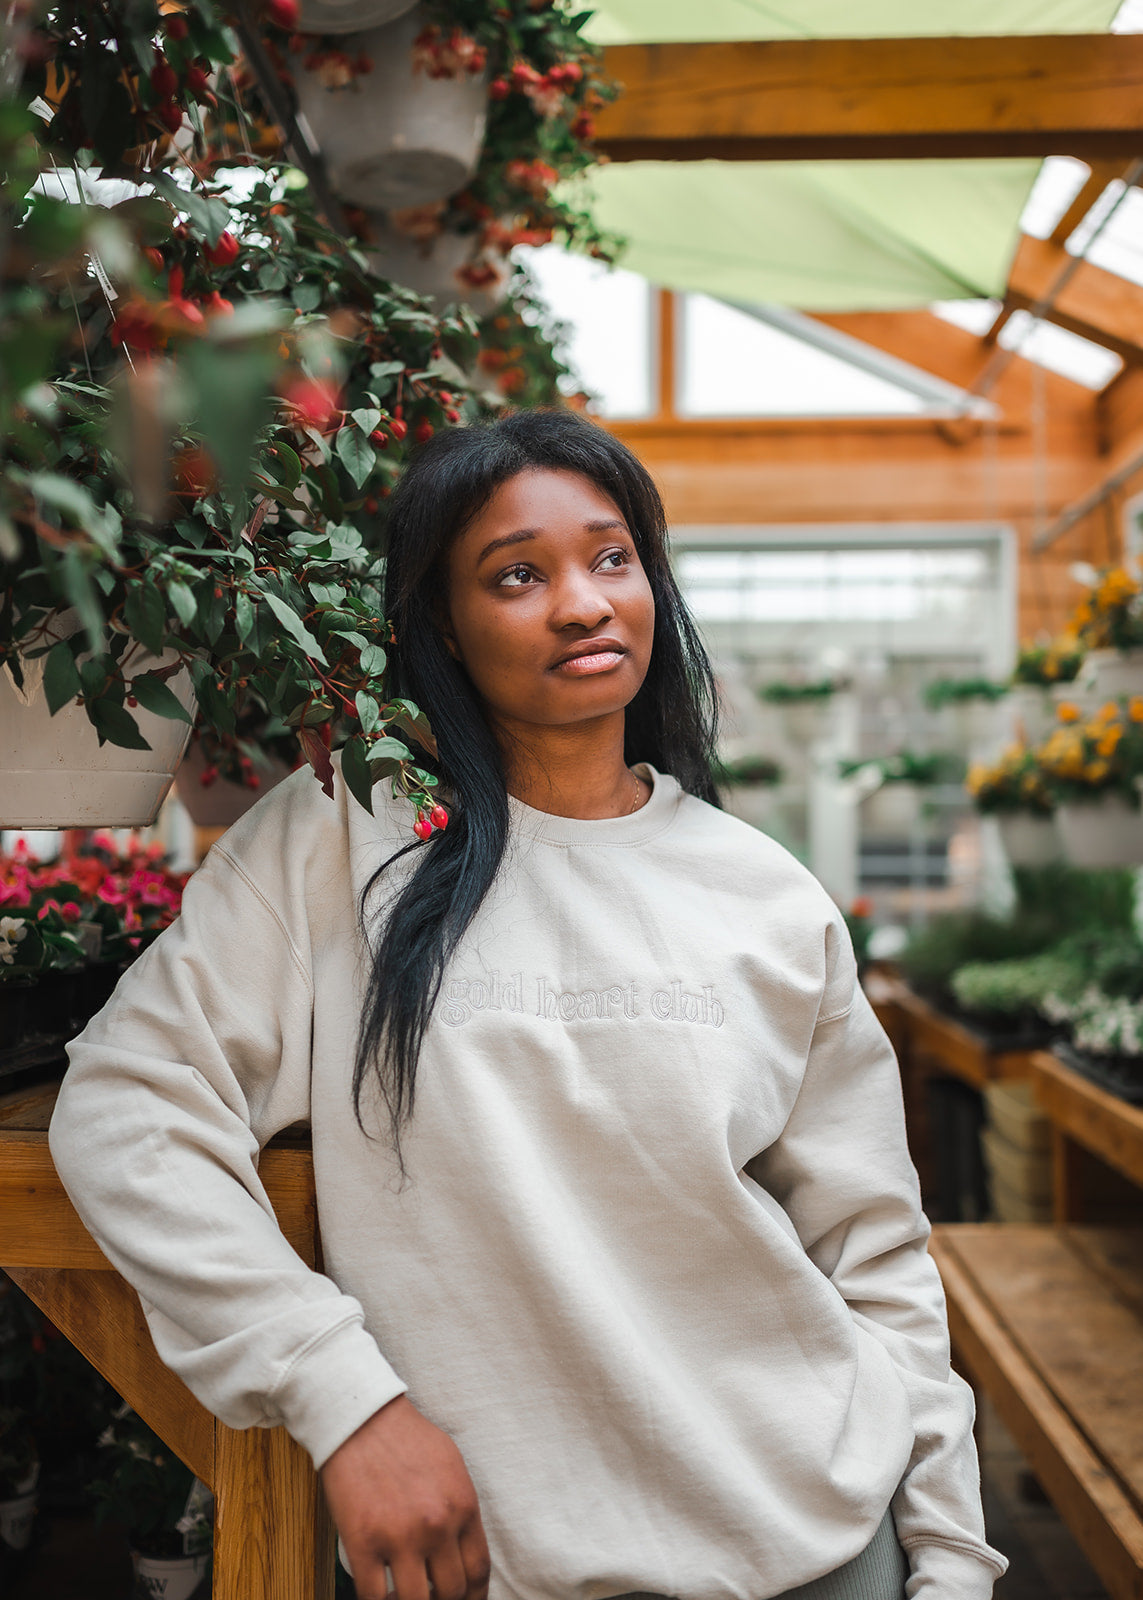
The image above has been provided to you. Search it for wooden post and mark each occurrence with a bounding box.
[214,1421,336,1600]
[1052,1127,1086,1223]
[656,289,677,420]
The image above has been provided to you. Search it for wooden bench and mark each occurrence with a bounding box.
[931,1046,1143,1600]
[0,1081,335,1599]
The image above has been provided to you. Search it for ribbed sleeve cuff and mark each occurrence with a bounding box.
[270,1314,409,1470]
[904,1540,1007,1598]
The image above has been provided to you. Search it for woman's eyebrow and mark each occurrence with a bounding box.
[476,519,627,567]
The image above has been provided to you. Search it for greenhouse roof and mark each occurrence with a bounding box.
[577,0,1124,309]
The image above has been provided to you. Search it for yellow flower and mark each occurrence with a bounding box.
[1095,700,1121,724]
[1086,760,1110,783]
[1056,701,1081,723]
[1097,726,1123,757]
[1129,696,1143,723]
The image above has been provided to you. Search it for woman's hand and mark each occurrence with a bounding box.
[320,1394,491,1600]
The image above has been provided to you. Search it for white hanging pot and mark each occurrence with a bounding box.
[0,612,196,829]
[997,812,1061,867]
[297,0,416,32]
[292,6,488,209]
[780,699,830,747]
[361,211,507,311]
[0,1490,36,1553]
[861,780,922,836]
[1083,647,1143,701]
[1006,686,1055,748]
[131,1550,209,1600]
[1056,794,1143,868]
[173,738,293,828]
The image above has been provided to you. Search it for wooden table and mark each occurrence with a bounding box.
[864,972,1033,1091]
[1024,1049,1143,1224]
[0,1082,335,1599]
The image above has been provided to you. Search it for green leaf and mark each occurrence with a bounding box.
[263,441,302,491]
[262,592,328,664]
[335,426,375,491]
[89,698,151,752]
[124,583,166,656]
[258,261,287,292]
[339,734,375,816]
[367,735,411,764]
[168,581,198,629]
[354,691,382,735]
[129,671,194,724]
[369,360,406,380]
[292,280,322,312]
[149,172,231,248]
[350,407,381,437]
[43,641,81,715]
[358,642,387,675]
[235,590,255,644]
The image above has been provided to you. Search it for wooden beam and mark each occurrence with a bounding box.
[1050,160,1128,247]
[596,35,1143,162]
[1007,233,1143,366]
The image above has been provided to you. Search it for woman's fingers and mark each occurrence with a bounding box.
[426,1538,470,1600]
[458,1507,492,1600]
[385,1549,433,1600]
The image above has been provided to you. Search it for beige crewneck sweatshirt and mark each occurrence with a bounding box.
[50,760,1006,1600]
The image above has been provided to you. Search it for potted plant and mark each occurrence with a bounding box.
[0,1406,38,1562]
[923,675,1008,754]
[0,833,187,1078]
[1030,928,1143,1104]
[948,949,1080,1047]
[1008,637,1084,746]
[758,677,844,745]
[1070,565,1143,697]
[5,2,586,838]
[90,1405,213,1600]
[840,750,961,837]
[1035,697,1143,868]
[966,744,1059,867]
[712,753,784,831]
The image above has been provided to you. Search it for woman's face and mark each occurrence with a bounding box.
[443,467,656,738]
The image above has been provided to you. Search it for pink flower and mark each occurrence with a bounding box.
[60,902,82,923]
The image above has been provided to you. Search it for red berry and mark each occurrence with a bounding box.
[199,764,219,787]
[265,0,300,27]
[364,495,379,513]
[246,773,261,790]
[370,428,386,444]
[151,58,178,98]
[157,100,183,134]
[204,230,240,267]
[439,390,453,403]
[413,816,432,841]
[445,408,460,424]
[415,419,434,444]
[143,246,164,271]
[213,585,223,598]
[490,76,510,99]
[389,418,408,442]
[204,290,234,316]
[127,695,139,708]
[429,804,449,830]
[186,64,210,94]
[164,14,189,41]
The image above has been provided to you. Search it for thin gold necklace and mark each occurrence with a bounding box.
[628,768,644,814]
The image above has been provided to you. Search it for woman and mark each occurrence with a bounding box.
[50,410,1006,1600]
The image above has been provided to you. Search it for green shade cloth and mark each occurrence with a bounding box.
[582,159,1045,308]
[578,0,1123,308]
[583,1,1121,46]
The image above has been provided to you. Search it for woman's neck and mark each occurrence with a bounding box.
[496,712,646,820]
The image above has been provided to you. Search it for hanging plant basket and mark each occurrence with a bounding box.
[997,812,1060,867]
[297,0,416,31]
[291,6,488,210]
[1006,685,1055,748]
[173,740,293,828]
[1083,647,1143,701]
[0,617,196,829]
[131,1550,209,1600]
[1056,794,1143,869]
[861,781,922,837]
[362,212,507,312]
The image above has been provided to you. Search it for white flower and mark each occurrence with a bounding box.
[0,916,27,944]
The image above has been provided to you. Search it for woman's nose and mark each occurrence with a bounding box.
[550,569,615,632]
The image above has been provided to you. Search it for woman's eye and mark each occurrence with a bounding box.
[499,565,536,588]
[599,549,630,571]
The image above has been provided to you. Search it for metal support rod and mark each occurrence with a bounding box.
[1032,444,1143,550]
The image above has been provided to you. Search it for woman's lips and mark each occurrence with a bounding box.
[550,647,626,675]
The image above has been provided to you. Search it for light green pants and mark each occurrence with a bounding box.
[607,1510,908,1600]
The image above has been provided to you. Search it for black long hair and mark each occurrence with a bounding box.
[353,409,720,1149]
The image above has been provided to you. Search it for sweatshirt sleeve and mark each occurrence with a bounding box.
[754,922,1007,1599]
[48,837,407,1470]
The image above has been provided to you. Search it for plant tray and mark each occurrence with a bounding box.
[1054,1040,1143,1106]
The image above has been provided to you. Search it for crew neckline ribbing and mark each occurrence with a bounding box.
[506,763,681,847]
